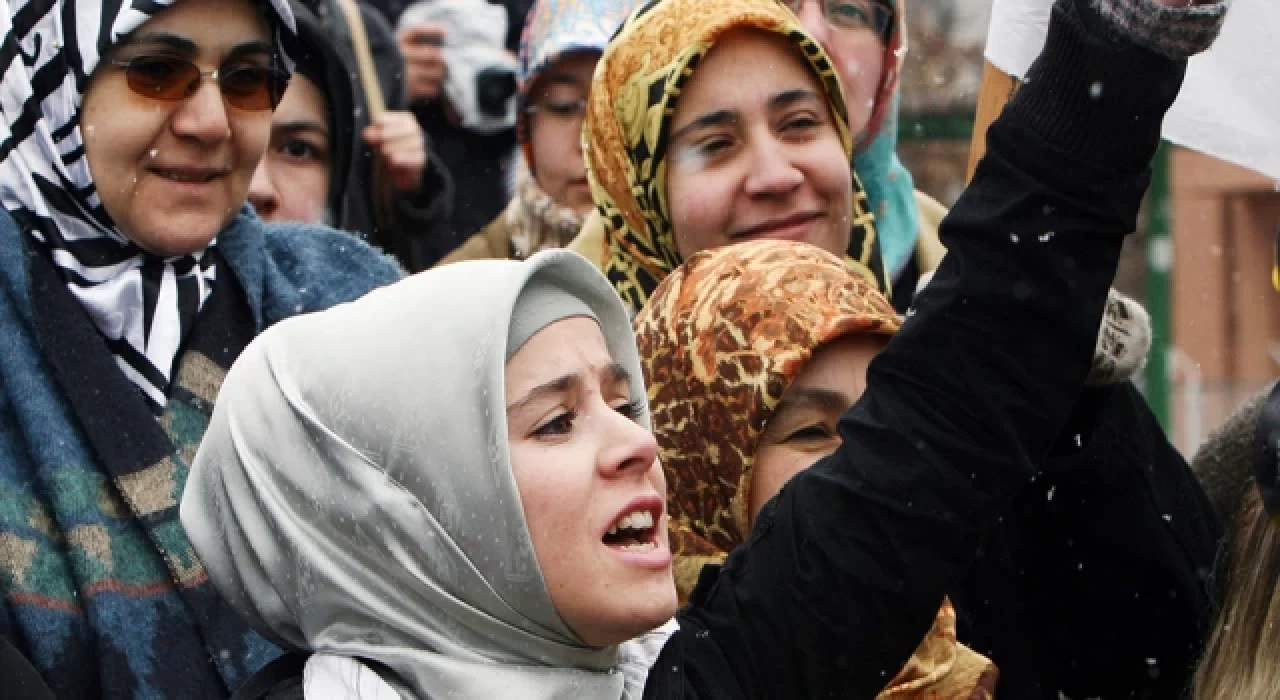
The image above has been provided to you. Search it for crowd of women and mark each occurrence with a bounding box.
[1,0,1273,698]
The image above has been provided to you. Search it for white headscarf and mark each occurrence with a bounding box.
[181,249,658,699]
[0,0,295,410]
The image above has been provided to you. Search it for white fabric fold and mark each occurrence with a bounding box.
[183,250,657,699]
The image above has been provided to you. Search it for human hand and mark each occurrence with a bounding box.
[363,111,427,192]
[398,22,447,102]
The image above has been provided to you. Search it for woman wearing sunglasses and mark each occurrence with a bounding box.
[0,0,401,698]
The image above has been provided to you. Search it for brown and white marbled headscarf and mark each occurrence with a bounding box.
[635,240,996,699]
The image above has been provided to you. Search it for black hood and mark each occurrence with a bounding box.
[287,0,368,233]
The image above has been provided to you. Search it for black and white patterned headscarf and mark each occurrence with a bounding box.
[0,0,296,411]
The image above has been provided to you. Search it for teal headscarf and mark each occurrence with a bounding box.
[855,91,921,282]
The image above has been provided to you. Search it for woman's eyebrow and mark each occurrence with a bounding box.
[115,33,273,61]
[274,120,329,138]
[225,40,275,62]
[775,387,851,415]
[506,374,580,415]
[768,88,822,110]
[601,362,632,388]
[670,109,738,143]
[505,362,631,415]
[117,32,198,56]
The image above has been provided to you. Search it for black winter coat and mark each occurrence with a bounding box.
[642,0,1199,697]
[953,382,1220,699]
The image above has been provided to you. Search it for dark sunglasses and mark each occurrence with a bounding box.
[109,55,290,111]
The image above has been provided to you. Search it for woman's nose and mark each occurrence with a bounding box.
[247,159,279,220]
[169,79,232,144]
[742,138,804,198]
[597,404,660,479]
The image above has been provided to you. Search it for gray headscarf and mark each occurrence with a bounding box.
[180,249,652,699]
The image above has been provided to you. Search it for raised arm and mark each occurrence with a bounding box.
[647,0,1227,697]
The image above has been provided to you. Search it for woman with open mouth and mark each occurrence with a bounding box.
[180,0,1225,696]
[0,0,402,697]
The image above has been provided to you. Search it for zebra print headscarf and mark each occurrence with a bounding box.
[0,0,296,411]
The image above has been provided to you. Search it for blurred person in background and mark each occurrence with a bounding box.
[366,0,533,55]
[1190,246,1280,700]
[0,0,402,697]
[783,0,947,310]
[1191,384,1280,700]
[392,0,527,265]
[248,0,455,272]
[438,0,643,264]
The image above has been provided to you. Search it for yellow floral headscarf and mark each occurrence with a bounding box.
[584,0,886,311]
[635,240,996,699]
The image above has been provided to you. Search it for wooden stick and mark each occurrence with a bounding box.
[337,0,387,122]
[336,0,404,258]
[965,59,1020,183]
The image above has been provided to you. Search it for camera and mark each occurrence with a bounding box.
[475,67,518,118]
[399,0,520,134]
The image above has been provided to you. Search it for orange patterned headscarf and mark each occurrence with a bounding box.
[584,0,886,312]
[635,240,996,699]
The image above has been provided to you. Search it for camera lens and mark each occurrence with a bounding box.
[475,67,517,118]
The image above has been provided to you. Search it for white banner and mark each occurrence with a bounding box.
[984,0,1280,181]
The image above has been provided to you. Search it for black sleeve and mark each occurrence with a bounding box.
[0,633,54,700]
[643,0,1188,697]
[392,148,457,272]
[1008,383,1221,698]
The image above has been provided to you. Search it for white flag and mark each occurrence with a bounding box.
[983,0,1280,181]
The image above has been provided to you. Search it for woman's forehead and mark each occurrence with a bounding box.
[118,0,273,55]
[505,317,615,386]
[673,28,822,122]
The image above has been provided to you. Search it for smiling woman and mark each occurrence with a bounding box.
[584,0,886,312]
[82,0,283,258]
[665,30,854,261]
[0,0,403,696]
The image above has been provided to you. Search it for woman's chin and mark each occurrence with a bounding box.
[123,213,230,257]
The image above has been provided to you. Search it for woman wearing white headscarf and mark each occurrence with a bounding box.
[0,0,401,697]
[181,0,1227,696]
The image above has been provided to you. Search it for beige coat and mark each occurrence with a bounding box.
[435,213,514,266]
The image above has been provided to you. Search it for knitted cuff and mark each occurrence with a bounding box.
[1092,0,1230,59]
[1085,288,1152,386]
[1004,0,1187,177]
